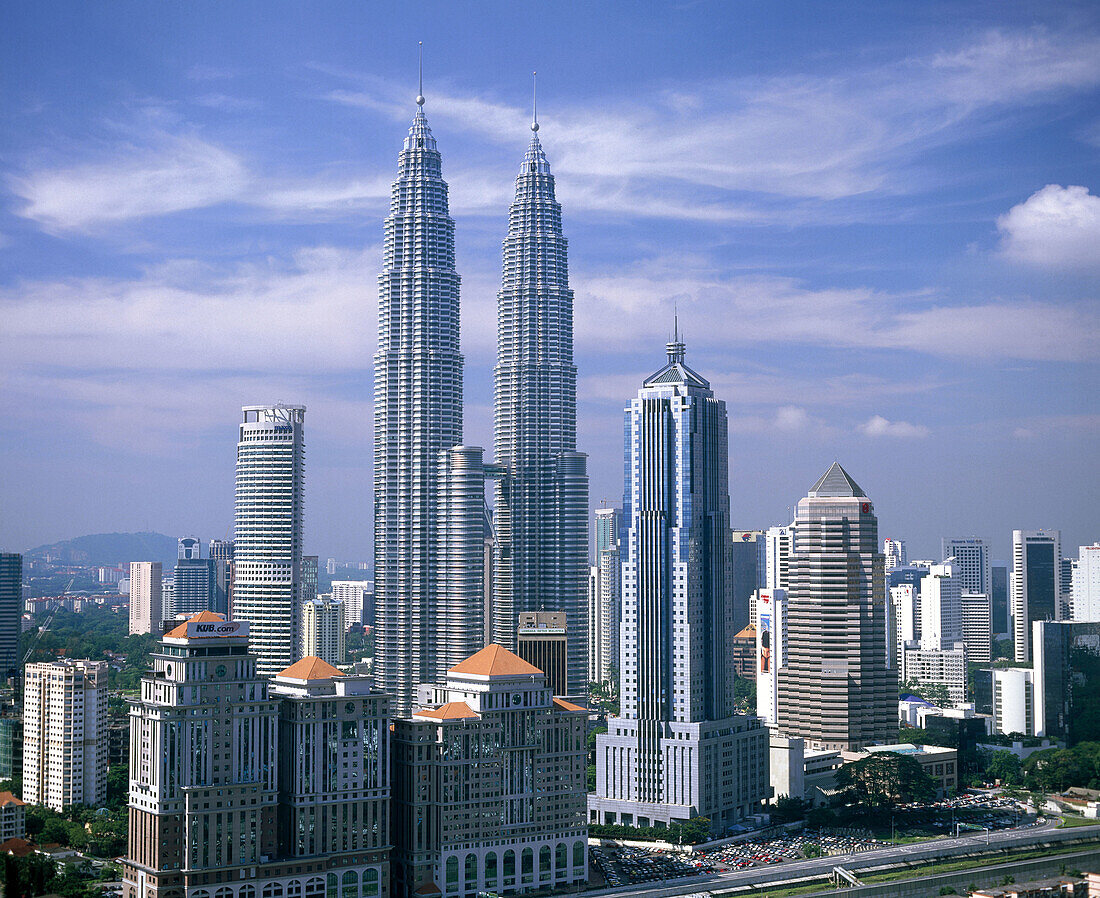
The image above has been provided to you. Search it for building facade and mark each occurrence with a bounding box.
[0,553,20,677]
[22,659,107,810]
[732,530,765,635]
[233,404,306,676]
[588,507,622,684]
[122,612,390,898]
[130,562,163,636]
[777,463,897,751]
[1073,544,1100,622]
[299,595,346,666]
[755,589,789,728]
[330,581,373,629]
[765,525,794,591]
[391,644,587,898]
[589,338,769,832]
[373,92,464,717]
[1013,529,1063,663]
[942,537,992,597]
[992,667,1036,736]
[919,561,962,650]
[171,538,219,620]
[516,611,567,696]
[883,538,907,572]
[1032,619,1100,741]
[492,118,588,697]
[961,592,992,664]
[901,644,968,706]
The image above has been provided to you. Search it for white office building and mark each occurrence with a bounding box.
[1073,544,1100,622]
[22,659,107,810]
[129,562,163,636]
[755,588,788,728]
[331,580,373,628]
[233,404,306,677]
[901,643,968,706]
[961,592,992,663]
[765,525,794,591]
[942,537,992,596]
[884,538,907,571]
[920,561,962,650]
[992,667,1036,736]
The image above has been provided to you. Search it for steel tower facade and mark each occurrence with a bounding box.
[492,123,589,695]
[374,98,463,715]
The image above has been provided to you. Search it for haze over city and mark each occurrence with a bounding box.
[2,1,1098,560]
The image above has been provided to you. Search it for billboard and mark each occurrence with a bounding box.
[186,619,249,638]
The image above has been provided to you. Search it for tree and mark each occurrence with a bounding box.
[771,795,808,823]
[985,749,1023,785]
[834,752,935,810]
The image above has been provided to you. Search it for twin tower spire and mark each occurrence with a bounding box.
[373,57,588,715]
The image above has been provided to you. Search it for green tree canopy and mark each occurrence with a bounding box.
[834,751,935,809]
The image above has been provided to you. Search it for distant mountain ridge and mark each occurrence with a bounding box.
[25,532,179,568]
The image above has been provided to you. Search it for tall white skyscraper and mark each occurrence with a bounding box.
[129,561,163,635]
[777,463,897,751]
[919,561,963,650]
[373,89,464,716]
[492,112,588,695]
[755,588,788,728]
[883,538,907,571]
[765,525,794,591]
[1012,529,1062,663]
[299,594,345,666]
[1073,544,1100,621]
[589,337,769,833]
[233,404,306,676]
[23,660,107,810]
[589,507,621,682]
[331,580,373,627]
[942,537,992,596]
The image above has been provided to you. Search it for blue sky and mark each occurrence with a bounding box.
[1,1,1098,562]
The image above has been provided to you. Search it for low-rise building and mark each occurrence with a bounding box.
[392,644,587,898]
[993,667,1036,736]
[0,791,26,841]
[847,743,958,799]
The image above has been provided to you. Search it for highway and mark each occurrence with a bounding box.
[585,817,1099,898]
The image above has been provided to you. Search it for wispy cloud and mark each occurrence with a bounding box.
[859,415,930,439]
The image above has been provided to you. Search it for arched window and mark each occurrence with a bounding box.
[446,856,459,887]
[556,842,567,872]
[305,878,325,898]
[215,888,233,898]
[326,873,337,898]
[283,884,299,898]
[262,885,283,898]
[503,849,516,880]
[521,847,534,882]
[539,846,551,875]
[573,840,585,869]
[464,853,477,886]
[240,886,257,898]
[192,891,210,898]
[362,869,378,898]
[341,870,357,898]
[485,851,498,884]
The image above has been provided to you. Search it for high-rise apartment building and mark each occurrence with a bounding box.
[589,338,769,832]
[208,538,234,616]
[233,404,306,677]
[1073,544,1100,621]
[22,660,107,810]
[492,116,588,697]
[0,553,20,677]
[961,592,992,664]
[765,525,794,591]
[755,589,788,728]
[919,561,962,650]
[588,508,621,683]
[374,91,464,717]
[391,644,587,898]
[170,537,218,620]
[1012,529,1062,663]
[777,463,896,751]
[122,612,390,898]
[300,595,346,666]
[129,562,163,636]
[901,644,968,705]
[516,611,567,696]
[883,538,907,571]
[331,580,373,628]
[942,537,992,596]
[302,555,319,604]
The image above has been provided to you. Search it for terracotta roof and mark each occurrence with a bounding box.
[276,656,342,681]
[413,884,442,897]
[448,643,542,678]
[165,610,226,638]
[0,838,33,857]
[414,701,480,720]
[552,697,587,713]
[0,791,25,807]
[734,624,756,640]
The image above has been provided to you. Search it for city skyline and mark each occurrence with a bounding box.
[2,2,1099,561]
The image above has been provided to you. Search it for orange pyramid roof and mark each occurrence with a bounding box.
[276,656,343,681]
[448,643,542,678]
[552,697,587,713]
[165,610,226,638]
[0,792,24,807]
[734,624,757,640]
[415,701,480,720]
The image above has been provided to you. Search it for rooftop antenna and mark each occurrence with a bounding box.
[416,41,425,107]
[531,70,539,132]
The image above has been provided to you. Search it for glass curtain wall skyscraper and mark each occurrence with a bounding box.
[233,404,305,676]
[374,92,464,715]
[492,114,588,695]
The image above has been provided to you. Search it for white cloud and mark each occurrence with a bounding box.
[996,184,1100,269]
[12,135,250,232]
[859,415,930,439]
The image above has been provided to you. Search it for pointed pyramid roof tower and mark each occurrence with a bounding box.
[448,643,543,678]
[275,656,343,681]
[808,461,866,498]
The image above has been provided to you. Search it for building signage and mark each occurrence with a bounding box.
[187,620,249,637]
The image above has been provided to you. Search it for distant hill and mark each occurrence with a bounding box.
[25,532,179,568]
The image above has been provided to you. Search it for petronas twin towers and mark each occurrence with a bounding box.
[374,86,588,715]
